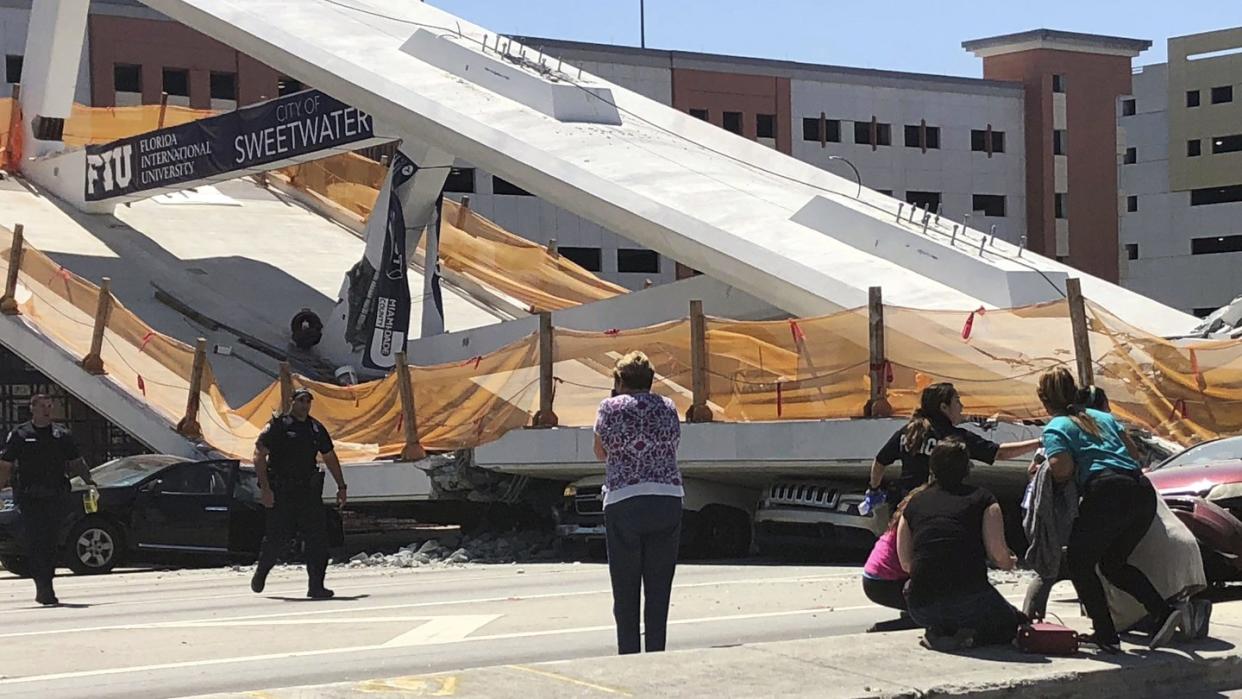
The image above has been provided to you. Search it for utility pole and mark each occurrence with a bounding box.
[640,0,646,48]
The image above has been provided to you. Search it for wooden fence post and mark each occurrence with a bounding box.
[395,351,427,461]
[687,300,713,422]
[1066,278,1094,388]
[157,92,169,129]
[81,277,114,375]
[278,362,293,414]
[175,338,208,439]
[533,312,558,427]
[865,286,893,417]
[1,224,25,315]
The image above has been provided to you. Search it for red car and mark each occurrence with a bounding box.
[1147,435,1242,583]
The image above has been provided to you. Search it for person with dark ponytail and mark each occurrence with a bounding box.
[1037,367,1183,653]
[867,383,1039,508]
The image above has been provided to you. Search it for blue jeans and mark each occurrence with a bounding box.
[908,585,1021,646]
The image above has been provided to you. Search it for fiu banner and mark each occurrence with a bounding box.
[362,151,418,370]
[84,89,374,201]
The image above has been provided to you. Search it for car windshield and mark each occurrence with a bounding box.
[74,455,189,488]
[1151,437,1242,471]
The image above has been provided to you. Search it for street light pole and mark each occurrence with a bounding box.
[828,155,862,198]
[640,0,646,48]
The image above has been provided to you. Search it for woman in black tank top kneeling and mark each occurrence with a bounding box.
[897,438,1022,650]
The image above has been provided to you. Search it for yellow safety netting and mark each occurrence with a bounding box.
[2,220,1240,461]
[275,153,628,312]
[0,97,218,158]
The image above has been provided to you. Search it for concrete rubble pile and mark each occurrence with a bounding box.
[338,529,559,569]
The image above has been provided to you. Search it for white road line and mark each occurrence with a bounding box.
[0,605,880,687]
[0,572,861,639]
[0,568,855,616]
[381,615,502,647]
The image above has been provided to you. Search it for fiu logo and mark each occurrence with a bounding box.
[86,144,134,197]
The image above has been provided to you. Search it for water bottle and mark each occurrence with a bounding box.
[83,486,99,514]
[859,488,886,517]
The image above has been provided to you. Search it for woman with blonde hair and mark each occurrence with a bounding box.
[1037,367,1182,652]
[594,351,683,655]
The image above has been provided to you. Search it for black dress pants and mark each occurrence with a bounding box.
[604,495,681,655]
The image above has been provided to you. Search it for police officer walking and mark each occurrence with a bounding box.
[251,388,347,599]
[0,394,96,606]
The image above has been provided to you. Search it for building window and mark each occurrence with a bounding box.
[1125,243,1139,260]
[756,114,776,140]
[689,108,708,121]
[972,194,1006,217]
[1124,147,1137,165]
[559,247,602,272]
[617,249,660,273]
[802,117,840,143]
[162,68,189,97]
[4,55,21,84]
[722,111,743,135]
[905,191,941,211]
[1191,184,1242,206]
[277,76,303,96]
[903,124,940,150]
[1053,129,1068,156]
[1212,134,1242,155]
[442,167,475,193]
[1188,139,1202,157]
[971,129,1005,153]
[1187,90,1201,107]
[876,189,893,196]
[854,121,891,147]
[492,176,532,196]
[1055,193,1068,219]
[210,72,237,101]
[1126,195,1139,212]
[1194,307,1219,318]
[1121,98,1136,116]
[1211,85,1234,104]
[1192,235,1242,255]
[1052,74,1066,93]
[114,64,142,93]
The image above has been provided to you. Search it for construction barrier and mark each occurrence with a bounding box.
[1,222,1237,464]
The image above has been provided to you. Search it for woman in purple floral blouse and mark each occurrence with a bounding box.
[593,351,683,655]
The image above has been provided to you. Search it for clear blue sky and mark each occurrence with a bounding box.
[428,1,1241,77]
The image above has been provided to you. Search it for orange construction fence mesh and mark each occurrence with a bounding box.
[1,97,217,172]
[275,152,628,312]
[3,217,1241,461]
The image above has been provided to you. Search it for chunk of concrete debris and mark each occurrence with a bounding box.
[448,548,471,564]
[349,552,370,563]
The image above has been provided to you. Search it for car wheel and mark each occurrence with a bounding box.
[66,518,122,575]
[694,506,752,559]
[0,555,31,578]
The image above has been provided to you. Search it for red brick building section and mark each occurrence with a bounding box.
[964,30,1150,283]
[87,15,282,108]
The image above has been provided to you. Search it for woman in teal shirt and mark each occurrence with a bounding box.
[1037,367,1181,653]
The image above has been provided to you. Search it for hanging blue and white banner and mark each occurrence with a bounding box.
[84,89,375,201]
[361,152,418,370]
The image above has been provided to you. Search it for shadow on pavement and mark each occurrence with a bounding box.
[267,594,371,602]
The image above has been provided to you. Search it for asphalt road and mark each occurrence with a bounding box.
[0,558,947,698]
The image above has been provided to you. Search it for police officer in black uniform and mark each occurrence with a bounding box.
[0,394,96,606]
[867,383,1038,505]
[251,388,347,599]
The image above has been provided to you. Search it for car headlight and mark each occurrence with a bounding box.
[563,485,577,497]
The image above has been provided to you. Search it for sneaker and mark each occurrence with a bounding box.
[34,591,59,606]
[1079,632,1122,654]
[920,628,974,651]
[307,587,335,600]
[1149,604,1186,650]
